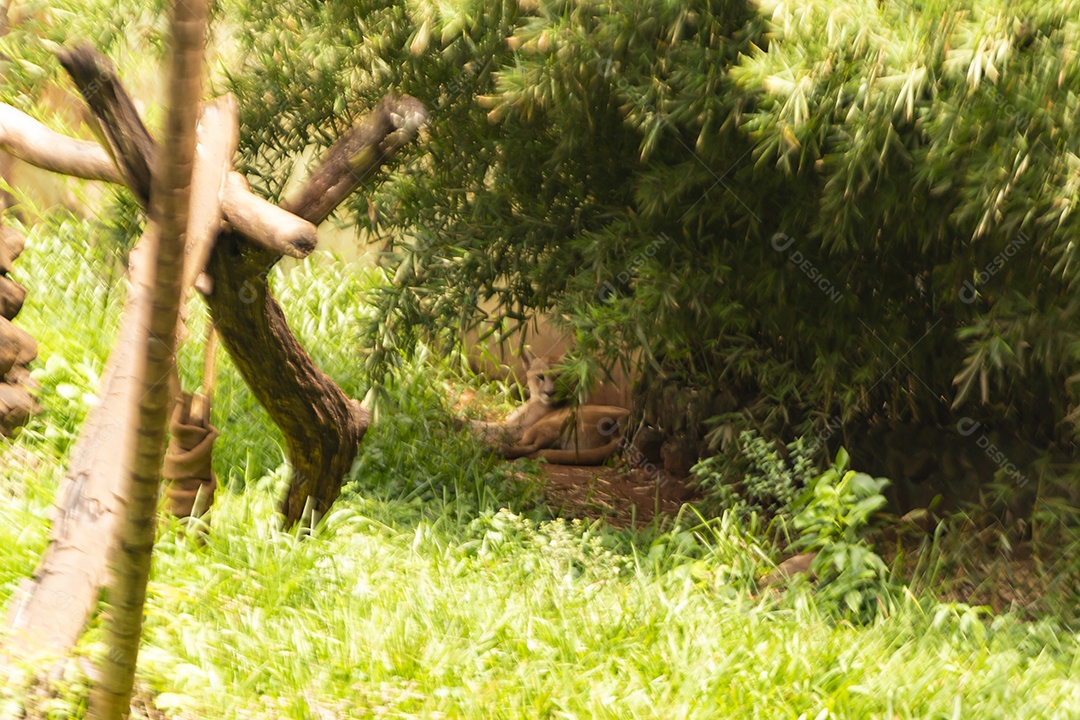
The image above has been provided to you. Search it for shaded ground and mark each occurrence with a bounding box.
[538,465,698,529]
[538,463,1078,619]
[888,522,1080,621]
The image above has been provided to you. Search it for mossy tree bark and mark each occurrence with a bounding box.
[87,0,207,716]
[205,94,427,527]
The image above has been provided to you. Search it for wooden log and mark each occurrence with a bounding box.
[56,44,155,205]
[220,172,316,258]
[0,103,123,184]
[205,237,369,527]
[0,315,26,376]
[207,93,426,526]
[0,382,33,437]
[0,365,38,435]
[0,315,35,368]
[4,94,233,656]
[57,47,318,259]
[5,227,155,654]
[0,97,316,258]
[0,225,24,274]
[91,0,209,708]
[0,276,26,320]
[4,364,37,392]
[183,96,238,291]
[281,94,428,226]
[12,323,35,366]
[175,94,237,352]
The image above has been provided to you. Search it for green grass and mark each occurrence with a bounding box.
[2,215,1080,718]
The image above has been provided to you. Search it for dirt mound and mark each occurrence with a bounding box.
[539,465,698,529]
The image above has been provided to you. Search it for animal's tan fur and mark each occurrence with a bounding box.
[501,405,630,465]
[466,351,630,465]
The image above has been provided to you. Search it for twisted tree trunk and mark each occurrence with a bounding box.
[205,95,427,527]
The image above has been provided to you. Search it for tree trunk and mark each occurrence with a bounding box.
[205,94,426,527]
[4,101,233,666]
[2,44,426,671]
[205,238,369,527]
[88,0,207,715]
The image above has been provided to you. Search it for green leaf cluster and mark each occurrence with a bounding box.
[217,0,1080,477]
[794,448,894,621]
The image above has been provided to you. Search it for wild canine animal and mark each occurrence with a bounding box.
[467,349,560,446]
[465,350,630,465]
[501,404,631,465]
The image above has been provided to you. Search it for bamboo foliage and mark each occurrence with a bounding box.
[225,0,1080,473]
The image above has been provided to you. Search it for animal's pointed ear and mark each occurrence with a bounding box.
[523,347,537,364]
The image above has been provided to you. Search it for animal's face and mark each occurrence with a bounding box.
[524,353,559,407]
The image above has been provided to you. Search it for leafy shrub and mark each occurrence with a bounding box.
[691,430,818,520]
[793,448,895,621]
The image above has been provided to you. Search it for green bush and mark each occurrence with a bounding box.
[691,429,818,520]
[793,448,895,621]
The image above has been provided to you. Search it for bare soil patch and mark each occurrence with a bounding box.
[538,465,698,529]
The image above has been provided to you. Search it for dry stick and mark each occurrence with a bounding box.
[205,93,427,527]
[87,0,208,714]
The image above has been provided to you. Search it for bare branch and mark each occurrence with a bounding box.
[221,173,316,258]
[282,94,428,225]
[57,44,155,204]
[0,104,123,183]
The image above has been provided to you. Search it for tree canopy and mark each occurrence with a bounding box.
[220,0,1080,500]
[5,0,1078,501]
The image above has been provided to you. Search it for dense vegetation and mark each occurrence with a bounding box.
[218,0,1080,510]
[3,218,1080,717]
[3,0,1080,715]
